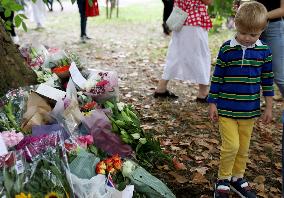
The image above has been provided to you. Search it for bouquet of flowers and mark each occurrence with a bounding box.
[83,70,119,102]
[19,43,48,69]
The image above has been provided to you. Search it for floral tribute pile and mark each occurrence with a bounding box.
[0,44,175,198]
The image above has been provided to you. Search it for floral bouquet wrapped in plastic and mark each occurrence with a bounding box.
[19,43,49,69]
[83,69,119,103]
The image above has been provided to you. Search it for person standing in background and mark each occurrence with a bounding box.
[154,0,212,102]
[254,2,284,197]
[77,0,91,43]
[30,0,47,29]
[162,0,174,35]
[256,0,284,100]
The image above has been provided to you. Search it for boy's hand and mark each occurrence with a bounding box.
[261,107,272,124]
[209,103,219,122]
[261,96,273,124]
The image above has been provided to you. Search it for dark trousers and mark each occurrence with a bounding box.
[0,11,16,37]
[162,0,174,23]
[77,0,87,37]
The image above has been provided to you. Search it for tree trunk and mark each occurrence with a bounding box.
[0,21,37,96]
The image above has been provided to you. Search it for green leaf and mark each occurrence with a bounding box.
[4,21,12,31]
[18,13,28,19]
[22,21,27,32]
[4,9,11,17]
[10,3,23,11]
[14,15,22,27]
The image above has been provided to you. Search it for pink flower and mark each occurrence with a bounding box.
[85,135,93,145]
[76,135,94,149]
[1,130,24,148]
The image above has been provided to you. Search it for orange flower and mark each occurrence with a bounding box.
[113,159,122,170]
[106,166,116,173]
[96,167,106,174]
[104,158,113,167]
[97,161,107,169]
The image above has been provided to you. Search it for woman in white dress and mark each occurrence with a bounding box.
[29,0,47,28]
[154,0,212,102]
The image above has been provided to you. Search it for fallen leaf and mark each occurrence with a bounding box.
[168,171,189,184]
[173,156,187,170]
[190,167,208,175]
[270,187,280,193]
[157,165,170,170]
[192,172,209,184]
[170,145,181,151]
[254,175,266,184]
[256,183,265,192]
[275,162,281,170]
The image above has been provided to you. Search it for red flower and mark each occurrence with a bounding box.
[104,158,113,167]
[81,101,97,111]
[64,142,77,152]
[96,80,109,87]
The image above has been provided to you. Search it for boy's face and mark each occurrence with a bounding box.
[235,30,263,47]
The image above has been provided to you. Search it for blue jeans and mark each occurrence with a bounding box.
[261,20,284,97]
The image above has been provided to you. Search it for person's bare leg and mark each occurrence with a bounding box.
[197,84,208,98]
[155,79,169,93]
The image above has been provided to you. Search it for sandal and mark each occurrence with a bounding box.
[196,95,208,103]
[154,90,178,99]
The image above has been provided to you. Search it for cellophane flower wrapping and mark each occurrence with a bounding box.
[0,151,28,198]
[19,43,49,69]
[0,86,36,132]
[83,69,119,103]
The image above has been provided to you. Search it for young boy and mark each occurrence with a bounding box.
[208,2,274,198]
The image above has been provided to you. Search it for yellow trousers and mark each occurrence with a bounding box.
[218,116,255,180]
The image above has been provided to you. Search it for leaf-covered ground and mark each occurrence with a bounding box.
[18,1,282,197]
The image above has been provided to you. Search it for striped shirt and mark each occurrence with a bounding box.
[208,38,274,119]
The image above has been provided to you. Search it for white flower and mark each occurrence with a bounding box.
[131,133,140,139]
[139,138,147,144]
[84,76,96,92]
[117,102,126,111]
[122,160,136,177]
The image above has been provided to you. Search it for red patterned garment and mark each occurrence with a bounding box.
[175,0,212,30]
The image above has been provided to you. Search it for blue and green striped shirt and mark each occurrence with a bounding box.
[208,38,274,119]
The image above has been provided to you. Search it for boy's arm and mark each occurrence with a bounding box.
[260,50,274,97]
[207,48,226,104]
[208,46,226,121]
[260,49,274,124]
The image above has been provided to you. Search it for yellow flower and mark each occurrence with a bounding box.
[45,192,60,198]
[15,193,32,198]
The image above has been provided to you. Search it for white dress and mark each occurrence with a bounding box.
[29,0,47,27]
[162,26,211,85]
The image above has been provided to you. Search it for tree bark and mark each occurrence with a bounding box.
[0,21,37,96]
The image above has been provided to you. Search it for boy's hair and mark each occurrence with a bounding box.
[235,1,268,32]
